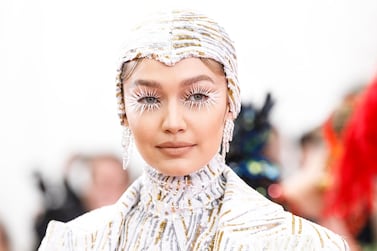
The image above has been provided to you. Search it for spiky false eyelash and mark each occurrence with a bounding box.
[125,88,161,114]
[183,85,220,111]
[125,85,220,114]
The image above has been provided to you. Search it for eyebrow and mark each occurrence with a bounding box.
[131,75,216,88]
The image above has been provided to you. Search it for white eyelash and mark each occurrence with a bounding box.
[125,85,221,114]
[125,88,160,114]
[183,85,220,111]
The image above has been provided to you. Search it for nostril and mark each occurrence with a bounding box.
[162,114,186,134]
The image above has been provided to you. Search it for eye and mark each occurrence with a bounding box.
[125,87,161,113]
[188,93,208,102]
[183,85,219,110]
[139,96,159,104]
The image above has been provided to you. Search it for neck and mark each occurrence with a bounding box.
[140,154,226,214]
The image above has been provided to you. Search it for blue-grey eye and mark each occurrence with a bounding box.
[141,97,159,104]
[189,94,207,101]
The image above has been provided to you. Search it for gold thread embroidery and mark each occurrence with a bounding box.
[154,220,167,245]
[291,214,296,234]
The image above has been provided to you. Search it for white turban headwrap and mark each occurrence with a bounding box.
[116,9,241,125]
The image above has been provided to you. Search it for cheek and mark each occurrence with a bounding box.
[128,113,167,160]
[192,109,225,140]
[129,119,154,140]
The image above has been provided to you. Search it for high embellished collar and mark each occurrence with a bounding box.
[140,154,226,216]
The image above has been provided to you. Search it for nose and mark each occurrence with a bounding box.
[161,100,186,134]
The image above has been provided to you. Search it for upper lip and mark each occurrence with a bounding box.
[156,142,195,148]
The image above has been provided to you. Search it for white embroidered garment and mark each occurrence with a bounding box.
[39,154,349,250]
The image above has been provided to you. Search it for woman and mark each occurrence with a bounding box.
[39,9,348,250]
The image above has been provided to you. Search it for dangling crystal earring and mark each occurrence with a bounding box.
[122,126,133,170]
[221,119,234,160]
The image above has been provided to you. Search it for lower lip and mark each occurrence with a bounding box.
[157,146,194,156]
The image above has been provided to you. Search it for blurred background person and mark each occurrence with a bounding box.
[278,77,377,251]
[32,152,131,250]
[226,93,282,201]
[80,154,131,210]
[298,126,324,170]
[278,125,328,221]
[279,83,365,222]
[0,220,10,251]
[322,75,377,250]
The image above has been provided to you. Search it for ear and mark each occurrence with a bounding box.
[225,103,233,120]
[121,113,129,127]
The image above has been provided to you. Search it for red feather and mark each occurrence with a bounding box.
[324,75,377,234]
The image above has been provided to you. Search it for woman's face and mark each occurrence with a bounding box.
[123,58,230,176]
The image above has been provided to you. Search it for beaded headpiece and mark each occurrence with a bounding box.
[115,9,241,125]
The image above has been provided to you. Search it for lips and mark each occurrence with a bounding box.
[156,142,196,156]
